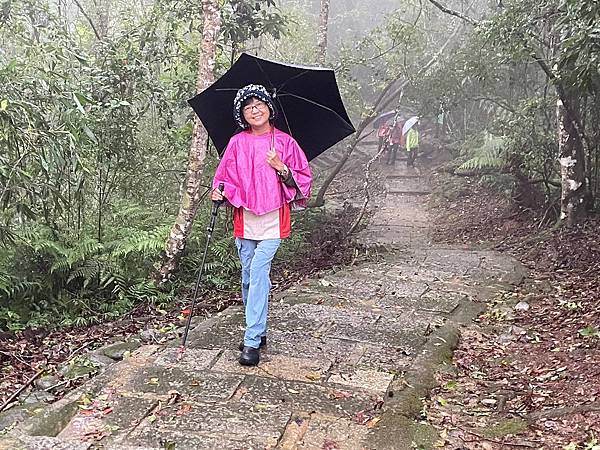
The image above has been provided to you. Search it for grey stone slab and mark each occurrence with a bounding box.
[263,330,362,365]
[122,366,244,402]
[328,369,394,394]
[126,432,270,450]
[57,394,156,443]
[239,376,380,418]
[355,343,414,373]
[212,350,331,383]
[278,413,369,450]
[103,446,162,450]
[366,287,462,314]
[423,248,485,274]
[184,308,246,350]
[154,348,222,371]
[0,436,92,450]
[274,304,380,333]
[128,401,290,449]
[324,315,428,351]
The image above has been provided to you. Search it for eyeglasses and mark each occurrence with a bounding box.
[243,102,268,114]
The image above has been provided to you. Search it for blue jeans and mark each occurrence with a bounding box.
[235,238,281,349]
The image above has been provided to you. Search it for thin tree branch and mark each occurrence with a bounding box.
[380,24,462,111]
[0,369,45,413]
[427,0,478,26]
[72,0,102,40]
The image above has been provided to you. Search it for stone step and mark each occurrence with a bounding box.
[386,174,422,179]
[387,190,431,196]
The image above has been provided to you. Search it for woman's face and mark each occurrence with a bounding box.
[242,98,270,129]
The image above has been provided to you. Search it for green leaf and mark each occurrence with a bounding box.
[82,125,98,144]
[72,92,87,115]
[578,326,600,338]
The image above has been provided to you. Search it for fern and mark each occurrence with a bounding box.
[457,134,508,174]
[0,225,17,248]
[110,226,168,258]
[67,259,101,288]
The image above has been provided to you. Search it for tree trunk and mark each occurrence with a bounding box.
[317,0,330,65]
[557,93,587,226]
[156,0,221,283]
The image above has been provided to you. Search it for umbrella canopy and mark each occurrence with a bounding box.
[402,116,419,135]
[188,53,355,161]
[372,111,396,128]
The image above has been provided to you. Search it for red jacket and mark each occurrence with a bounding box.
[389,123,405,145]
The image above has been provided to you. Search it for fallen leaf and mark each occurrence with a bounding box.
[327,389,352,400]
[305,372,322,381]
[366,417,381,428]
[254,403,276,411]
[321,439,339,450]
[176,403,192,416]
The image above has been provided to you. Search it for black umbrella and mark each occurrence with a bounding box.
[188,53,355,161]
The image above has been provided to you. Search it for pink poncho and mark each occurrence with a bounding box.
[212,128,312,216]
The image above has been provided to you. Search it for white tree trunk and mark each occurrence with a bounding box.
[317,0,330,65]
[157,0,221,282]
[557,95,586,226]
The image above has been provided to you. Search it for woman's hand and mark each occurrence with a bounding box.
[266,149,285,172]
[211,188,225,201]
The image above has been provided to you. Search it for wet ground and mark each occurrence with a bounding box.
[1,158,524,449]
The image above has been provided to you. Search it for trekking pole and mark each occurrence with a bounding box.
[181,183,224,347]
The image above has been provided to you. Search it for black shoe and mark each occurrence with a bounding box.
[239,346,260,366]
[238,336,266,352]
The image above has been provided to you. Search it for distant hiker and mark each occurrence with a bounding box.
[406,125,419,167]
[386,121,404,166]
[211,84,312,367]
[436,110,444,137]
[377,122,391,154]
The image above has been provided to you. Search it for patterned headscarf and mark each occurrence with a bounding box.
[233,84,276,129]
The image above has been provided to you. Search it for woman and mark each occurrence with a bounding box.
[211,84,312,366]
[376,122,390,154]
[386,120,404,166]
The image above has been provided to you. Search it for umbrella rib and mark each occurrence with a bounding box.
[278,93,355,130]
[254,59,276,92]
[275,95,293,139]
[276,70,311,92]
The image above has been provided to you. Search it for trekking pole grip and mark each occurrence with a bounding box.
[208,183,224,234]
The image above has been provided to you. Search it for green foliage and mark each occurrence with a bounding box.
[0,0,290,332]
[222,0,288,46]
[457,134,508,174]
[0,222,164,329]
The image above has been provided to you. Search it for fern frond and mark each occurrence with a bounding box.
[67,259,101,288]
[111,227,168,258]
[0,226,17,248]
[457,134,508,174]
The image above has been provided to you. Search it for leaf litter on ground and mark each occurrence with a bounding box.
[427,173,600,449]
